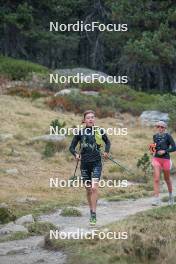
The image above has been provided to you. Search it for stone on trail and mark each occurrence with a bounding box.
[0,236,44,256]
[0,222,28,235]
[97,199,108,206]
[15,214,34,225]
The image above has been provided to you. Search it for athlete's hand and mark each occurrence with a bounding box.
[75,153,81,160]
[103,152,109,160]
[157,150,166,155]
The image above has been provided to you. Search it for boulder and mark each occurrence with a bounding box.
[15,214,34,225]
[5,168,18,175]
[81,91,99,96]
[140,111,169,126]
[0,222,28,235]
[16,197,38,204]
[0,236,44,256]
[54,67,108,82]
[0,203,8,208]
[0,134,13,142]
[0,245,28,256]
[25,197,38,203]
[54,88,79,96]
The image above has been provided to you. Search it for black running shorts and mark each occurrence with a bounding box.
[80,160,102,185]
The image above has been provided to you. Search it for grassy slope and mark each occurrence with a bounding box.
[1,95,172,217]
[0,55,48,80]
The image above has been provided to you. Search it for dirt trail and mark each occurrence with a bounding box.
[0,177,175,264]
[37,195,168,234]
[0,236,66,264]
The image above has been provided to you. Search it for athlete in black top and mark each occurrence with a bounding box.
[151,121,176,206]
[153,132,176,159]
[69,110,111,226]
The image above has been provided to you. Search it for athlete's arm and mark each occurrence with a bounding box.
[153,135,156,143]
[69,134,80,157]
[102,133,111,153]
[166,134,176,153]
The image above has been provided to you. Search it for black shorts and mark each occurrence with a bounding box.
[80,160,102,185]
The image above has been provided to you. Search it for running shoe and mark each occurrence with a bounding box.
[152,197,161,206]
[89,216,96,226]
[168,195,174,206]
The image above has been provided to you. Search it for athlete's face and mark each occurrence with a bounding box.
[84,113,95,127]
[156,125,166,134]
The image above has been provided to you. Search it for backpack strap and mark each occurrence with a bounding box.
[94,126,104,147]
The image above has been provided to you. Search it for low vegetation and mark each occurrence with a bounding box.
[46,82,176,130]
[0,56,48,80]
[0,207,16,224]
[60,207,82,217]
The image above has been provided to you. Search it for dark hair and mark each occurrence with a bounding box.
[83,110,95,120]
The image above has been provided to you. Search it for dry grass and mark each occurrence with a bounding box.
[0,95,176,216]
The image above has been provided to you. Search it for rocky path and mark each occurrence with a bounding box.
[0,178,175,264]
[38,196,165,233]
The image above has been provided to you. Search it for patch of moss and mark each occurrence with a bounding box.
[0,207,16,224]
[27,221,57,235]
[60,207,82,217]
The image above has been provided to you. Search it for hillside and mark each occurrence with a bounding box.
[0,94,162,215]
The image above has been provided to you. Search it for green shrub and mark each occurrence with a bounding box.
[78,81,106,91]
[50,119,66,131]
[60,207,82,217]
[43,142,56,157]
[154,94,176,130]
[8,87,48,100]
[30,90,47,100]
[43,140,67,158]
[27,221,57,235]
[0,207,16,224]
[137,153,152,182]
[43,119,67,158]
[47,82,176,122]
[0,56,48,80]
[7,86,31,97]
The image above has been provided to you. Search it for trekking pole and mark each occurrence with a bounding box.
[107,155,136,176]
[74,158,79,177]
[69,158,79,181]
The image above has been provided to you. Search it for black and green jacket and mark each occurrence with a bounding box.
[69,127,111,162]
